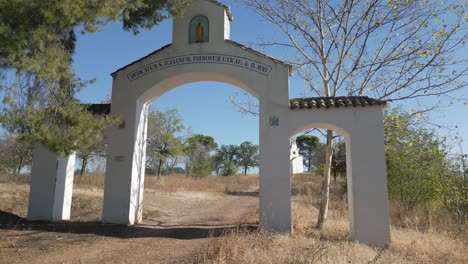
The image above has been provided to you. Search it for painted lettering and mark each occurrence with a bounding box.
[127,53,273,81]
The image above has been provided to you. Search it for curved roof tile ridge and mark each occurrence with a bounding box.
[289,96,386,110]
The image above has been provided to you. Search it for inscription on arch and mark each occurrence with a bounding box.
[127,54,273,81]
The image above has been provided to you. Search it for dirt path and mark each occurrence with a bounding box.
[0,184,259,264]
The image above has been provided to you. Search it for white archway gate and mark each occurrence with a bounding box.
[27,0,390,247]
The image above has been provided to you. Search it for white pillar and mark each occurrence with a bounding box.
[102,100,148,225]
[346,113,390,247]
[259,108,292,233]
[27,144,75,221]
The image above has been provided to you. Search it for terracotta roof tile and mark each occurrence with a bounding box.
[289,96,386,110]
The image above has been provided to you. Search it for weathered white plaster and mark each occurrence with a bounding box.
[100,0,390,247]
[27,144,75,221]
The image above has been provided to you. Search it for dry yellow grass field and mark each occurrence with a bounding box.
[198,174,467,263]
[0,173,466,263]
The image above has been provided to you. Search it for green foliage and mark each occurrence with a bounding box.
[0,132,33,174]
[296,135,319,172]
[186,134,217,177]
[0,0,189,156]
[221,160,238,176]
[122,0,191,34]
[315,163,324,177]
[146,108,185,176]
[331,139,346,180]
[213,144,238,175]
[1,99,119,157]
[186,134,218,152]
[385,109,447,209]
[192,154,212,177]
[439,172,467,223]
[236,141,259,175]
[0,0,189,79]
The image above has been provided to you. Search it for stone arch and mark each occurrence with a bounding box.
[102,39,291,234]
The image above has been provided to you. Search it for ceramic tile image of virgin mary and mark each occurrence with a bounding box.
[189,15,209,43]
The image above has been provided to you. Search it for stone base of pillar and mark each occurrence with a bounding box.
[27,143,75,221]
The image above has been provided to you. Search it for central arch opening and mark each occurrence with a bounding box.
[289,126,350,240]
[140,81,260,229]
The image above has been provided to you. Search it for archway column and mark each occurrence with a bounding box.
[27,143,75,221]
[346,109,390,247]
[259,101,292,234]
[102,99,148,225]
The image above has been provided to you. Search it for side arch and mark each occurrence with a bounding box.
[288,122,350,141]
[284,108,390,246]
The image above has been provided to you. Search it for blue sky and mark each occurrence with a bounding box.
[73,0,467,151]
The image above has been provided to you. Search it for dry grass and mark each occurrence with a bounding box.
[1,173,466,263]
[74,173,259,194]
[144,174,259,194]
[198,173,468,264]
[0,174,31,185]
[0,173,259,194]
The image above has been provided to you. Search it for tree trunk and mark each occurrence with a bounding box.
[157,159,163,179]
[308,156,312,172]
[244,166,247,175]
[16,156,23,174]
[316,129,334,229]
[80,156,88,175]
[333,172,337,184]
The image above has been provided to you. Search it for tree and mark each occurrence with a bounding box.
[146,108,185,177]
[384,109,467,223]
[331,139,346,183]
[439,156,467,224]
[0,0,189,83]
[0,0,189,156]
[242,0,467,229]
[213,144,239,175]
[185,134,218,177]
[192,154,213,177]
[0,132,33,174]
[296,135,320,172]
[236,141,259,175]
[76,130,108,176]
[221,160,238,176]
[306,137,346,182]
[385,109,446,208]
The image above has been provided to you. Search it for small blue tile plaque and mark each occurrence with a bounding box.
[270,116,279,126]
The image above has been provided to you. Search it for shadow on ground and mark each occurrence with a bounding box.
[225,191,259,197]
[0,210,258,240]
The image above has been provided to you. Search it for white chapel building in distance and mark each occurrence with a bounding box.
[290,140,304,174]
